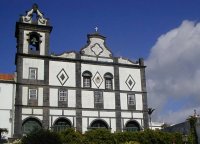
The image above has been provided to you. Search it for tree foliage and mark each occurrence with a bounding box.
[18,128,184,144]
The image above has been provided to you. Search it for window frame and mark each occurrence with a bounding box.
[29,67,37,80]
[29,89,37,100]
[127,94,135,105]
[94,91,103,103]
[82,71,92,88]
[58,90,68,102]
[104,73,113,90]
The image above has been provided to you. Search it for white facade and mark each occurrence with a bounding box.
[0,78,15,139]
[13,4,149,137]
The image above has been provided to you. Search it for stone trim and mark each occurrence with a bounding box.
[139,58,149,129]
[114,58,122,131]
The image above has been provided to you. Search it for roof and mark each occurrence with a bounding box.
[0,74,15,81]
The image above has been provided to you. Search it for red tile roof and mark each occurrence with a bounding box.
[0,74,14,81]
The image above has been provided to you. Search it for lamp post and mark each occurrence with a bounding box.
[148,108,155,129]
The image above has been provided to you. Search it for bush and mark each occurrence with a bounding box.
[21,129,62,144]
[83,129,115,144]
[60,128,83,144]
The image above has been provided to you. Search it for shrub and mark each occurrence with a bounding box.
[83,129,115,144]
[60,128,83,144]
[21,129,62,144]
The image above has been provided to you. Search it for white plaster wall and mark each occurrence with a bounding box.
[64,110,76,116]
[0,83,15,138]
[68,90,76,107]
[38,87,43,106]
[110,118,116,132]
[22,108,32,114]
[23,30,46,55]
[23,58,44,80]
[135,94,143,110]
[103,92,115,109]
[49,88,58,107]
[0,83,14,109]
[22,86,28,105]
[82,117,88,133]
[98,57,113,62]
[82,91,94,108]
[49,61,75,86]
[81,64,114,89]
[0,110,12,138]
[119,67,141,91]
[121,112,132,118]
[82,111,98,117]
[120,93,128,110]
[133,112,143,119]
[50,109,62,115]
[100,112,115,117]
[33,109,43,115]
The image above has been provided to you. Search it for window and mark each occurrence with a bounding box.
[128,94,135,105]
[104,73,113,89]
[28,32,40,51]
[22,118,42,134]
[125,120,140,132]
[90,119,109,129]
[29,89,37,100]
[82,71,92,88]
[29,68,37,79]
[53,118,71,132]
[94,91,103,103]
[59,90,67,101]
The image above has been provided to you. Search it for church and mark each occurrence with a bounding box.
[1,4,149,138]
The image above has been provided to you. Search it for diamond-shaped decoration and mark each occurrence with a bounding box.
[91,43,104,56]
[125,75,135,90]
[92,71,103,88]
[57,69,69,86]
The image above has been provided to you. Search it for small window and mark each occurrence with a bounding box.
[82,71,92,88]
[59,90,67,101]
[29,89,37,100]
[94,91,103,103]
[29,68,37,79]
[104,73,113,89]
[128,94,135,105]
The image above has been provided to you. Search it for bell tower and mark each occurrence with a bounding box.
[14,4,52,137]
[15,3,52,56]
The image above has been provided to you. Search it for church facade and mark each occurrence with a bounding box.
[14,4,148,137]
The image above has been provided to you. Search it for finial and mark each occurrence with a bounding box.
[95,26,98,32]
[32,3,38,12]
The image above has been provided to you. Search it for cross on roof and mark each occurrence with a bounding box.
[95,26,98,32]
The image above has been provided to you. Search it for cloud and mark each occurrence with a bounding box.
[146,20,200,124]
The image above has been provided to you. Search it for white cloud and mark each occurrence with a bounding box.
[146,20,200,124]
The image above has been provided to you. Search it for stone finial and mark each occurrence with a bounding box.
[20,4,48,25]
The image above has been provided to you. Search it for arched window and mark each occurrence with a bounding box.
[27,32,41,52]
[104,72,113,89]
[53,118,72,132]
[125,120,141,132]
[22,118,42,134]
[82,71,92,88]
[90,119,109,129]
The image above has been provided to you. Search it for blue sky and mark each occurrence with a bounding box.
[1,0,200,124]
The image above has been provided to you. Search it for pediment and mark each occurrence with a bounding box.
[80,33,112,57]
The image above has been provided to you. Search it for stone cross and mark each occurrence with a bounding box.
[95,27,98,32]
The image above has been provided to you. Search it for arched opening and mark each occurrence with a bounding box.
[28,32,41,52]
[104,72,113,89]
[82,71,92,88]
[125,120,141,132]
[22,117,42,134]
[90,119,109,129]
[53,118,72,132]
